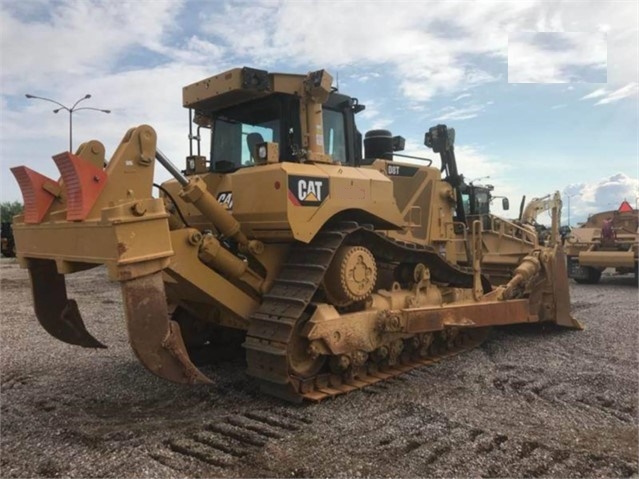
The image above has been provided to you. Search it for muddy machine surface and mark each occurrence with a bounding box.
[564,202,638,284]
[11,67,581,402]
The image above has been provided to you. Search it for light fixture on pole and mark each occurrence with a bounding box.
[469,175,490,185]
[25,93,111,152]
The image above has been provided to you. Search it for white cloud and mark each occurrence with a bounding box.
[433,104,486,121]
[358,101,381,121]
[182,36,227,62]
[350,72,380,83]
[2,1,636,107]
[580,83,638,105]
[0,0,186,94]
[580,88,608,100]
[594,83,639,105]
[196,1,531,102]
[453,93,472,101]
[356,100,394,131]
[508,32,607,83]
[563,173,639,225]
[193,1,636,100]
[454,145,509,180]
[528,2,637,86]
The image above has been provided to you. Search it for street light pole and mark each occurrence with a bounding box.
[25,93,111,152]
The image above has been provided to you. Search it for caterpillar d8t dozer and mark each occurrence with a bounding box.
[10,67,581,402]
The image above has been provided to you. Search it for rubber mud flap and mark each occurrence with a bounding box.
[121,271,212,384]
[28,259,107,348]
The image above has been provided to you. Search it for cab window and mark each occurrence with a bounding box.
[213,119,276,170]
[475,191,490,215]
[209,94,299,172]
[323,109,347,163]
[462,193,471,216]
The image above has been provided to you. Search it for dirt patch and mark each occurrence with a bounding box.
[0,258,637,477]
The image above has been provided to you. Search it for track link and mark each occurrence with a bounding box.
[298,328,489,402]
[244,222,490,402]
[244,224,356,401]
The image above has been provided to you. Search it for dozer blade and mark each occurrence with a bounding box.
[28,259,106,348]
[551,245,583,330]
[121,271,212,385]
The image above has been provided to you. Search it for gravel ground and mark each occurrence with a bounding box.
[1,257,637,478]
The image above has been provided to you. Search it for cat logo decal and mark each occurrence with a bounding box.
[288,176,329,206]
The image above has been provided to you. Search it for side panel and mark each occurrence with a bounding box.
[364,159,453,244]
[280,162,405,243]
[161,163,405,243]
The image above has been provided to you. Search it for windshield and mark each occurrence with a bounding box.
[475,191,490,215]
[323,109,347,164]
[462,193,471,216]
[210,94,300,172]
[212,118,277,171]
[464,189,491,216]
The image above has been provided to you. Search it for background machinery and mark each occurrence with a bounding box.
[518,191,563,246]
[1,222,16,258]
[564,201,638,284]
[10,67,580,402]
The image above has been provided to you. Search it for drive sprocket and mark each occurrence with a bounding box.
[323,245,377,306]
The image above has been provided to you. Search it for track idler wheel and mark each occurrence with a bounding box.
[289,317,327,379]
[121,272,211,384]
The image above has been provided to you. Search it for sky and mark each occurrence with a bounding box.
[1,0,637,226]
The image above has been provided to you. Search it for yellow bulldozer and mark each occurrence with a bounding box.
[10,67,581,402]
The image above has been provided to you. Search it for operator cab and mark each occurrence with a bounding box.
[462,183,510,231]
[462,184,492,217]
[183,67,366,174]
[196,93,363,173]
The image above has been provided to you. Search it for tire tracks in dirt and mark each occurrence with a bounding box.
[149,409,311,473]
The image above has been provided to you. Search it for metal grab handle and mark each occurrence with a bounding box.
[155,149,188,186]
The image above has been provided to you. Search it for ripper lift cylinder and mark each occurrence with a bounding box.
[155,150,249,246]
[198,234,264,292]
[155,149,264,292]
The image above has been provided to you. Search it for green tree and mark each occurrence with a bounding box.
[1,201,23,222]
